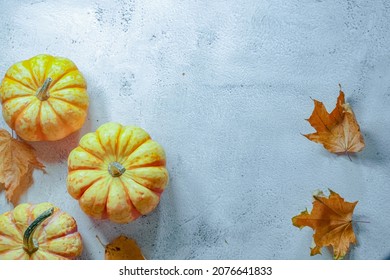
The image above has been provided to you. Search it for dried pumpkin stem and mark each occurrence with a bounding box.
[36,77,53,101]
[23,207,55,255]
[108,162,126,177]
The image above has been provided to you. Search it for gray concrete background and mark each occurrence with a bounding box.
[1,0,390,259]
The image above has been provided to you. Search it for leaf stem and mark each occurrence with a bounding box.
[96,235,106,248]
[353,220,370,224]
[345,151,352,161]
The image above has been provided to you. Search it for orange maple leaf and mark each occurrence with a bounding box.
[97,235,145,260]
[304,86,365,154]
[292,189,358,259]
[0,129,45,203]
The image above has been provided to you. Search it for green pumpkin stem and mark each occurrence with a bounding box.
[108,162,126,177]
[23,207,55,255]
[36,77,53,101]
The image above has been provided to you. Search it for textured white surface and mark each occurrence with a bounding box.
[1,0,390,260]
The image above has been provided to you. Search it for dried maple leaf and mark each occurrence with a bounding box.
[98,235,145,260]
[0,129,45,202]
[303,86,365,154]
[292,189,358,259]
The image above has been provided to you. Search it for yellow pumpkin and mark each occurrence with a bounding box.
[0,54,89,141]
[67,122,169,223]
[0,202,83,260]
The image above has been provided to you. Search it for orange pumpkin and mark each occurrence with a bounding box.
[67,122,169,223]
[0,202,83,260]
[0,54,89,141]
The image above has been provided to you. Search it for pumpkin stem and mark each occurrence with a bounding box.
[36,77,53,101]
[23,207,55,255]
[108,162,126,177]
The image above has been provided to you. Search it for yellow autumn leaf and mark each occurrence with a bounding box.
[100,235,145,260]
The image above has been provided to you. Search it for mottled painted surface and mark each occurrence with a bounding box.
[1,0,390,259]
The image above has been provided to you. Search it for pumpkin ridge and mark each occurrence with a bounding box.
[68,173,105,199]
[119,130,151,161]
[43,226,78,242]
[4,75,35,91]
[0,214,23,239]
[114,124,124,161]
[45,99,72,131]
[49,95,88,110]
[77,145,106,162]
[35,209,60,235]
[95,130,112,162]
[35,102,46,141]
[1,94,35,105]
[0,234,22,247]
[121,177,160,215]
[95,123,123,161]
[42,56,54,83]
[26,60,41,89]
[43,228,78,243]
[32,250,67,260]
[39,233,82,258]
[0,248,26,260]
[101,178,110,219]
[40,214,78,242]
[118,177,141,217]
[68,166,102,172]
[117,128,133,160]
[80,177,111,219]
[50,84,86,93]
[36,241,79,260]
[124,172,165,194]
[14,204,34,234]
[13,99,39,130]
[127,159,166,170]
[99,178,111,219]
[131,133,152,155]
[48,67,78,89]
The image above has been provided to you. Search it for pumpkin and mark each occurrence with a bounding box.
[0,202,83,260]
[0,54,89,141]
[67,122,169,223]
